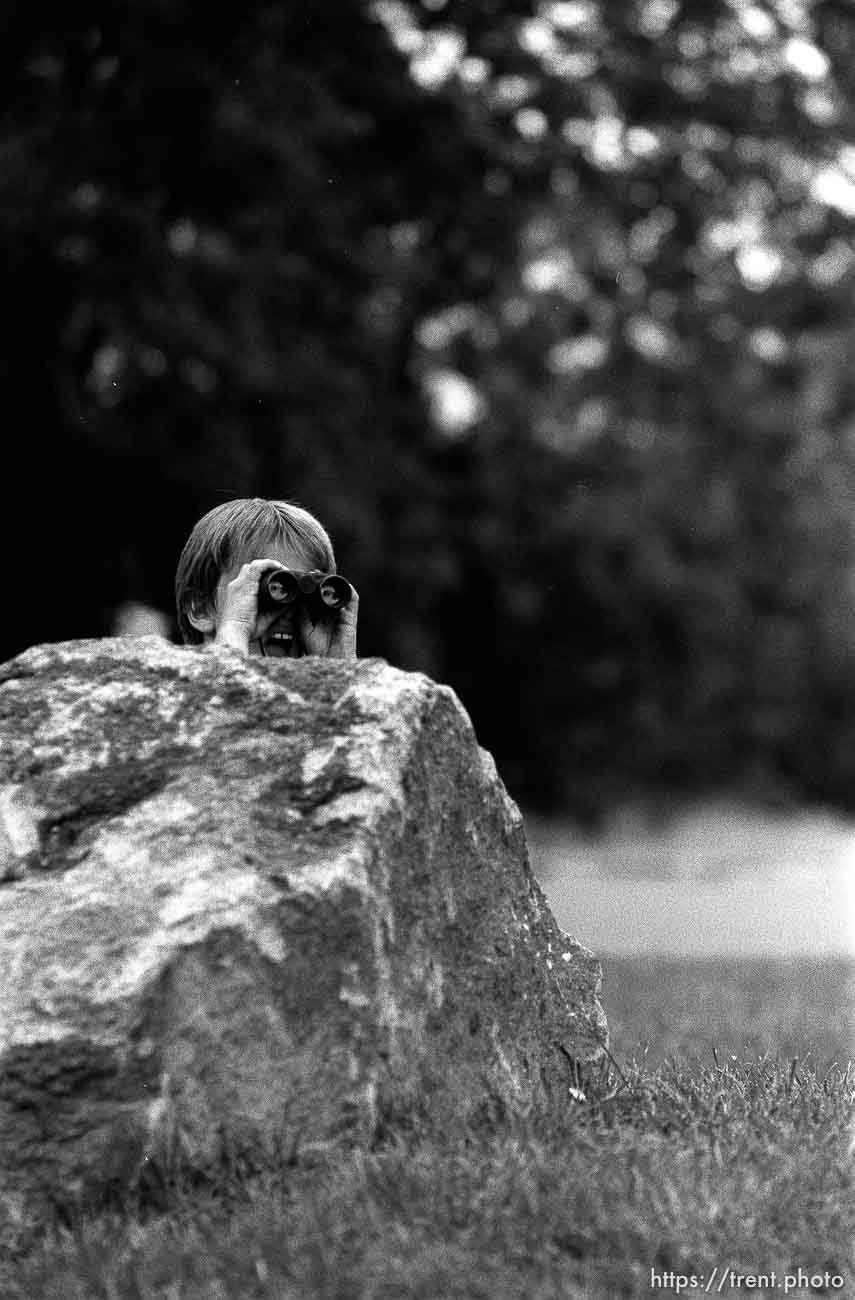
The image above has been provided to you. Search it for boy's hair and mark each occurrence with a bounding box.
[175,498,336,645]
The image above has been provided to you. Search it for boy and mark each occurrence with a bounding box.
[175,498,358,659]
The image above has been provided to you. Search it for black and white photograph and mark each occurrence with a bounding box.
[0,1,852,1295]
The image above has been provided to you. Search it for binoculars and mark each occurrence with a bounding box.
[258,568,353,614]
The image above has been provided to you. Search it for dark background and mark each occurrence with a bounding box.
[4,0,855,821]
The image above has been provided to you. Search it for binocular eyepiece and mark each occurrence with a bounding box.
[258,568,353,613]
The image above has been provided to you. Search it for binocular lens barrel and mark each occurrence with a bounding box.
[319,576,352,609]
[264,572,300,605]
[260,569,352,611]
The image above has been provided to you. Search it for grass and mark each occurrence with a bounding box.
[602,954,855,1072]
[3,957,853,1299]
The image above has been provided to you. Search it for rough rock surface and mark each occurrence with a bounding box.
[0,637,607,1236]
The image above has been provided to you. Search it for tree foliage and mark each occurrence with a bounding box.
[3,0,855,814]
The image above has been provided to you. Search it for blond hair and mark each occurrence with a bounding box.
[175,498,336,644]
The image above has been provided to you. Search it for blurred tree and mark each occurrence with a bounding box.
[407,0,855,810]
[2,0,855,815]
[0,0,541,657]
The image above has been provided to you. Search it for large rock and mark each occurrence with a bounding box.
[0,638,607,1234]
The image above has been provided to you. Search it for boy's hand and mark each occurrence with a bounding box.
[296,584,359,659]
[214,558,283,654]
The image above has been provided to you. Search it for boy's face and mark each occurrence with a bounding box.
[212,540,322,658]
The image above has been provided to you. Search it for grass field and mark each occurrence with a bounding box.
[526,801,855,960]
[602,954,854,1071]
[3,956,853,1300]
